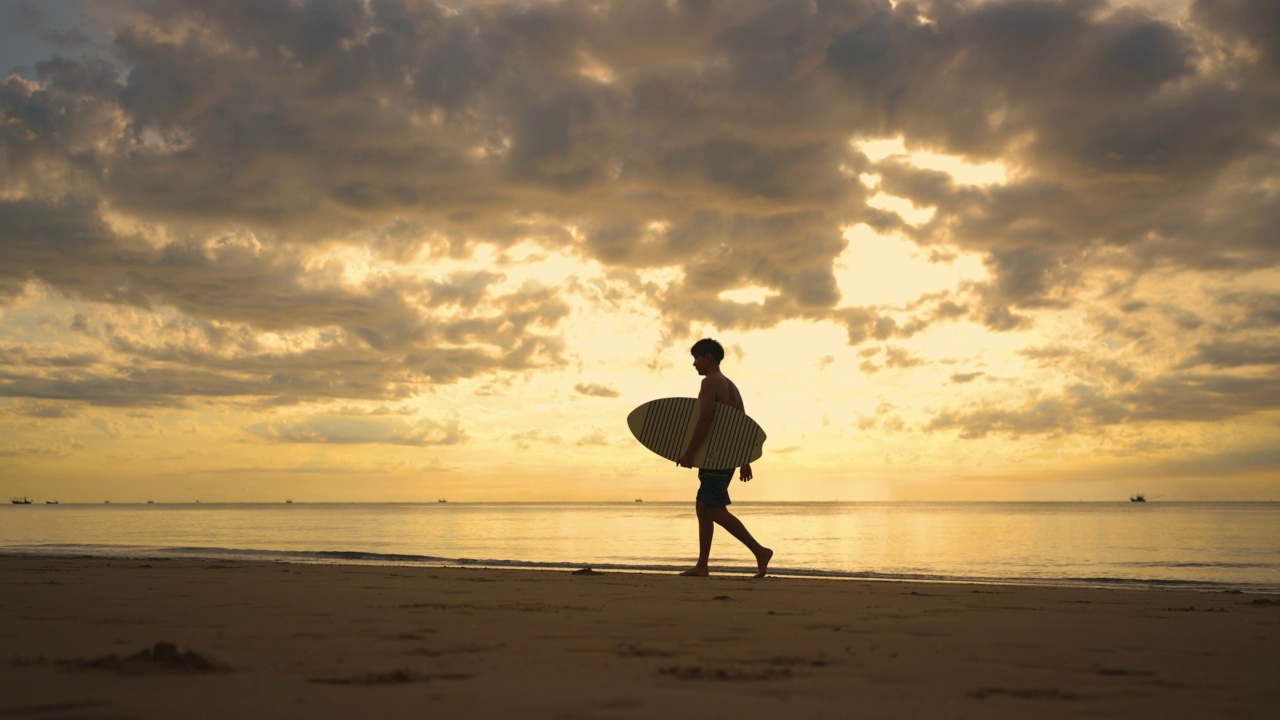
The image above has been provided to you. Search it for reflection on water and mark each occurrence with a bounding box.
[2,502,1278,591]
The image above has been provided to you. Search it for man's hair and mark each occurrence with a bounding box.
[690,338,725,363]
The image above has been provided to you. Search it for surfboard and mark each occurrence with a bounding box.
[627,397,766,470]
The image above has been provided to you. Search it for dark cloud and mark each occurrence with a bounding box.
[1220,292,1280,329]
[7,3,1274,269]
[1125,372,1280,423]
[929,369,1280,438]
[3,401,79,419]
[1019,346,1137,385]
[983,247,1073,309]
[12,3,90,49]
[1161,305,1204,331]
[0,300,565,410]
[0,345,98,369]
[0,194,568,406]
[928,382,1128,439]
[1191,0,1280,79]
[1180,341,1280,369]
[981,305,1030,332]
[0,0,1277,425]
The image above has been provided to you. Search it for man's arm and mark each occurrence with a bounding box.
[676,378,716,467]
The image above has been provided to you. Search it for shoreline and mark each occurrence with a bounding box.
[7,499,1280,503]
[3,546,1276,595]
[3,554,1278,718]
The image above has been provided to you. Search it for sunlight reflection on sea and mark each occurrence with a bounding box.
[3,502,1277,591]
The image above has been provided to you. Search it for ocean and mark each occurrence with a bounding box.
[3,501,1278,592]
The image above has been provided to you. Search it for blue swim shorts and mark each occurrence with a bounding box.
[696,467,735,508]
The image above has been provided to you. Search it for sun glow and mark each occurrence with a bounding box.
[577,52,616,84]
[719,286,779,304]
[866,192,936,226]
[835,225,988,307]
[854,136,1011,186]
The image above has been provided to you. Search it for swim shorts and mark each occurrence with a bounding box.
[696,467,735,508]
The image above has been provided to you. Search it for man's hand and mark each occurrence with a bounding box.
[739,463,753,482]
[676,452,695,468]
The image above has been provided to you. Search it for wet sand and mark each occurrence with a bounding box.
[1,554,1277,718]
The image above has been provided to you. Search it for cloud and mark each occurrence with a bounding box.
[248,414,463,446]
[511,429,562,449]
[1125,373,1280,423]
[927,385,1126,439]
[1148,443,1280,478]
[929,369,1280,439]
[0,322,562,408]
[0,444,63,458]
[1191,0,1280,80]
[574,383,619,398]
[0,198,569,407]
[10,402,79,419]
[0,0,1277,464]
[11,2,88,49]
[1221,292,1280,329]
[853,343,924,374]
[576,429,610,446]
[1180,341,1280,369]
[883,346,924,369]
[5,1,1277,325]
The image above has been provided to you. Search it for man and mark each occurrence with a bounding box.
[676,338,773,578]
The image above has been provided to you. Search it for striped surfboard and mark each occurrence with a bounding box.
[626,397,766,470]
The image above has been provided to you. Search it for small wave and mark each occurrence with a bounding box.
[3,544,1276,593]
[1110,560,1276,570]
[0,543,453,566]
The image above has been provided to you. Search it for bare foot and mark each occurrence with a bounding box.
[753,548,773,578]
[680,566,709,577]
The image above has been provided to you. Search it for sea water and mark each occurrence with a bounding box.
[2,502,1278,592]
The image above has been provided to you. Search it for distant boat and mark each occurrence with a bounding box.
[46,500,58,505]
[437,498,448,503]
[1130,494,1146,502]
[634,498,643,503]
[285,499,293,504]
[147,500,155,504]
[11,497,32,505]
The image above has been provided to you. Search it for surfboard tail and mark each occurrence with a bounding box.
[702,404,765,469]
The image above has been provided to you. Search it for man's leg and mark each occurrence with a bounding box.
[679,501,714,576]
[707,507,773,578]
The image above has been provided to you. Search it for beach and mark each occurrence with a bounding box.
[1,555,1277,718]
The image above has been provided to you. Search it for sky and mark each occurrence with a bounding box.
[1,0,1278,503]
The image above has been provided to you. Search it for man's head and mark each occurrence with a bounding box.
[691,338,721,368]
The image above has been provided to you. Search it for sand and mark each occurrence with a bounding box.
[1,555,1277,719]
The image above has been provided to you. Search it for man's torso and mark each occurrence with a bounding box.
[704,372,744,412]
